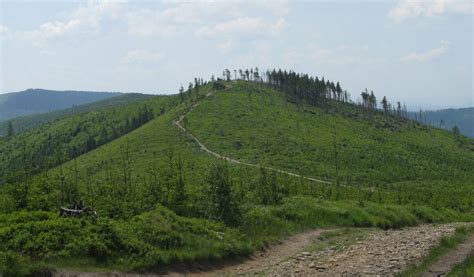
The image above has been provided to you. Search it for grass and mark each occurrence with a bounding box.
[447,251,474,276]
[303,228,376,253]
[399,225,474,277]
[0,93,176,187]
[0,206,253,274]
[187,82,474,185]
[1,197,471,275]
[0,80,473,275]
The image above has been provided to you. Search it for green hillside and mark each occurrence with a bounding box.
[187,82,473,184]
[0,76,473,274]
[0,93,152,137]
[0,89,122,122]
[0,94,176,187]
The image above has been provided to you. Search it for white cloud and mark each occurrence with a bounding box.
[126,1,288,38]
[0,25,9,35]
[125,9,178,37]
[23,0,126,45]
[195,17,287,37]
[401,40,450,62]
[255,0,290,17]
[217,39,233,53]
[389,0,473,23]
[7,0,290,45]
[283,43,388,67]
[38,19,81,39]
[120,50,165,65]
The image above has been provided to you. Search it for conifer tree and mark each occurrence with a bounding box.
[7,121,14,137]
[207,162,240,226]
[381,96,389,114]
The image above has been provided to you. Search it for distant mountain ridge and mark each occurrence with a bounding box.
[412,107,474,138]
[0,88,122,122]
[0,93,152,137]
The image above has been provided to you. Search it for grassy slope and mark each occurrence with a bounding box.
[187,82,473,184]
[3,81,472,215]
[0,93,152,136]
[185,82,474,209]
[1,81,473,273]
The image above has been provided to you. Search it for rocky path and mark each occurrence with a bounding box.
[266,224,462,276]
[173,89,331,184]
[53,224,473,276]
[422,233,474,277]
[171,229,332,276]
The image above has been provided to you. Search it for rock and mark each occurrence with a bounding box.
[268,224,460,277]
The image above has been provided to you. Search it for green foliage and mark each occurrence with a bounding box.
[207,162,240,226]
[0,93,151,137]
[0,206,251,273]
[447,251,474,276]
[0,95,175,187]
[400,225,474,277]
[187,82,474,185]
[0,78,473,274]
[0,250,41,277]
[255,167,282,205]
[6,121,14,137]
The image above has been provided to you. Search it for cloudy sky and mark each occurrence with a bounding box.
[0,0,472,109]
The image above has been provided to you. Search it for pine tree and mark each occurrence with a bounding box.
[381,96,389,114]
[452,125,461,140]
[173,155,187,215]
[207,162,240,226]
[7,121,14,137]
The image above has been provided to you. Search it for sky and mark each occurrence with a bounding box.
[0,0,472,109]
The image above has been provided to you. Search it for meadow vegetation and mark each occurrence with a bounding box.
[0,69,472,274]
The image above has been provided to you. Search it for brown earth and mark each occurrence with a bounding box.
[268,224,463,277]
[421,233,474,277]
[53,224,474,277]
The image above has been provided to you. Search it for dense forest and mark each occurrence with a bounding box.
[0,69,473,274]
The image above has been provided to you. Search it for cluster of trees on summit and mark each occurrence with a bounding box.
[202,67,464,142]
[209,68,428,124]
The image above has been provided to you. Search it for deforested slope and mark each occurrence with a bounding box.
[1,77,473,275]
[186,81,474,185]
[0,94,176,186]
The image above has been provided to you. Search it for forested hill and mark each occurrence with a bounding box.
[0,93,152,137]
[0,70,473,274]
[0,89,122,122]
[413,108,474,138]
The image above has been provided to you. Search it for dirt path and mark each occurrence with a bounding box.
[166,229,331,276]
[173,90,332,184]
[268,224,464,276]
[422,233,474,277]
[53,224,473,276]
[52,229,331,277]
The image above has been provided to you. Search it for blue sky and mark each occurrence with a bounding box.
[0,0,472,109]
